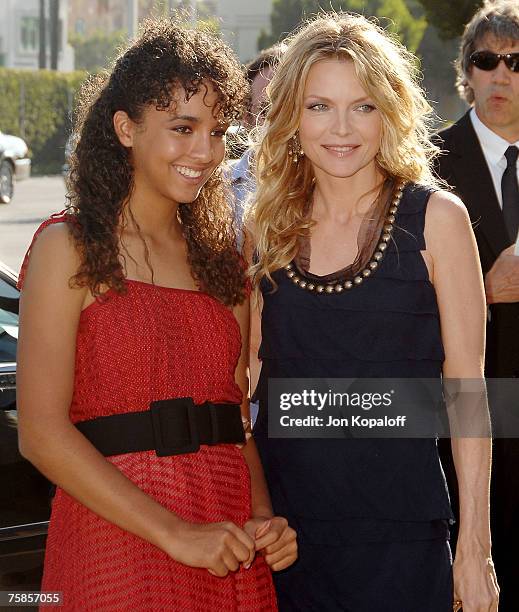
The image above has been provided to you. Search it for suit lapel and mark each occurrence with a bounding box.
[447,112,509,259]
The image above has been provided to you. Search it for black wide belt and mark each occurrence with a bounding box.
[75,397,245,457]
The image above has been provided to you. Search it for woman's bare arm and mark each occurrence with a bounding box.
[236,230,297,571]
[425,190,498,611]
[233,295,273,520]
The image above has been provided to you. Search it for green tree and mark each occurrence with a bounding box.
[416,1,483,39]
[417,25,466,124]
[258,0,309,49]
[373,0,427,51]
[0,68,86,174]
[69,29,127,72]
[259,0,427,53]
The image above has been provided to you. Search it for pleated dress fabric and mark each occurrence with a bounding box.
[253,184,454,611]
[18,215,277,612]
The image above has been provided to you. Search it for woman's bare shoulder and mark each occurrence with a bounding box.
[426,189,470,227]
[21,221,84,298]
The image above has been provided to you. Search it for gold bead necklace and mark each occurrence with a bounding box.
[284,181,406,294]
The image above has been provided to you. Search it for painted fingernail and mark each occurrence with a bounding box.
[256,520,271,536]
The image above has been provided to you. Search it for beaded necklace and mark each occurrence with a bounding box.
[284,180,406,294]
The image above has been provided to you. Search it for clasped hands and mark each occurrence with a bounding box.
[170,516,297,578]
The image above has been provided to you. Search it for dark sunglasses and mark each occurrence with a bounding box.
[470,50,519,73]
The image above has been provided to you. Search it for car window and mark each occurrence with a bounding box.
[0,276,18,363]
[0,275,51,531]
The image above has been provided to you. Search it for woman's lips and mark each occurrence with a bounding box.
[173,164,206,184]
[322,144,359,157]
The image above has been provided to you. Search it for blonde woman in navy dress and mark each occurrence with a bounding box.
[249,13,499,612]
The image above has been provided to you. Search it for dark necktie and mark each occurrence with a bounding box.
[502,145,519,244]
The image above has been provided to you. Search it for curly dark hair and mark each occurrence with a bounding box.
[65,18,249,306]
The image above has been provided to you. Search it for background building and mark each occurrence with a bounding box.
[0,0,74,70]
[216,0,271,62]
[67,0,271,63]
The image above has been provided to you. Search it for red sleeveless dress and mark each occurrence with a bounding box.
[19,215,277,611]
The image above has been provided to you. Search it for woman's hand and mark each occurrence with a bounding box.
[244,516,298,571]
[166,520,256,577]
[453,547,499,611]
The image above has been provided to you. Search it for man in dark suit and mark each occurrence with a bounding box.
[434,1,519,608]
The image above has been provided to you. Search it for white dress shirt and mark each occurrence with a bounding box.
[470,108,519,209]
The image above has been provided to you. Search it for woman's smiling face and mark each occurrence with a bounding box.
[299,58,382,182]
[120,82,228,206]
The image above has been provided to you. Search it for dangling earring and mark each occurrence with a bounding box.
[288,133,304,163]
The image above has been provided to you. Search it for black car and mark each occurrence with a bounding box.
[0,261,50,593]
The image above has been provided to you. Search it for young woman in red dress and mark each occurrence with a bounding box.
[16,19,295,611]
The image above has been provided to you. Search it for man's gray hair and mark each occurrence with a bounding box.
[456,0,519,104]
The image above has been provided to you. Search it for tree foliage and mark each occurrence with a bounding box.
[258,0,427,53]
[0,68,85,174]
[416,1,483,40]
[69,29,127,72]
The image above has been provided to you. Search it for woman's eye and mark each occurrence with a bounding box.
[212,129,227,138]
[172,126,191,134]
[357,104,376,113]
[308,103,328,111]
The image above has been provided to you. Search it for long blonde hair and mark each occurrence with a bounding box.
[251,12,440,289]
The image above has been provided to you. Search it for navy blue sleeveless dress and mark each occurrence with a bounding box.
[254,184,454,611]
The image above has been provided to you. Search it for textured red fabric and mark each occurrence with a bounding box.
[19,216,277,611]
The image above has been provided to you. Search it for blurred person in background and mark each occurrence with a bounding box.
[232,44,285,425]
[231,44,286,233]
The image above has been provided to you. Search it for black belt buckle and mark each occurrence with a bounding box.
[150,397,200,457]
